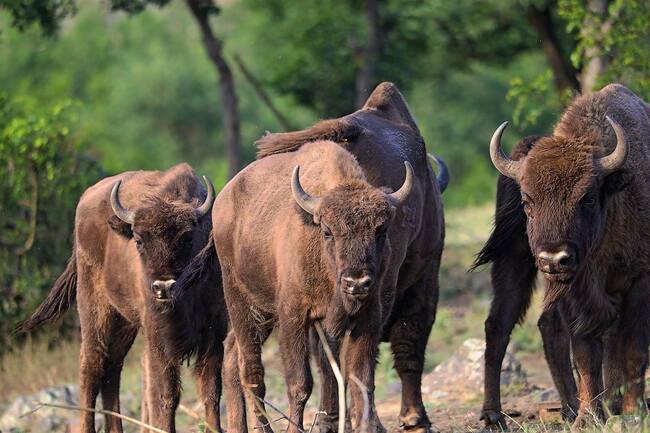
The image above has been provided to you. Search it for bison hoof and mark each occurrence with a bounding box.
[399,410,432,433]
[480,409,507,430]
[571,412,605,432]
[402,425,433,433]
[561,405,578,422]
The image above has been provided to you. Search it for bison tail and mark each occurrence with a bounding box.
[172,235,218,301]
[16,252,77,333]
[163,234,221,362]
[470,176,526,271]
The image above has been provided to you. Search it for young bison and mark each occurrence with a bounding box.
[19,163,227,433]
[476,84,650,428]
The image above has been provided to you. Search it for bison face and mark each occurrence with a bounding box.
[519,160,603,283]
[488,118,628,284]
[317,187,395,307]
[291,162,413,313]
[107,177,214,301]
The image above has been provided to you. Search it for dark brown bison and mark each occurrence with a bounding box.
[18,163,227,433]
[176,82,446,433]
[475,84,650,428]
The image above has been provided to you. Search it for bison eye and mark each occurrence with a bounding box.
[134,236,143,248]
[582,195,597,208]
[522,201,533,218]
[322,226,333,241]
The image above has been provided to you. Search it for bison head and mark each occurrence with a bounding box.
[107,176,215,301]
[291,162,413,313]
[489,117,628,284]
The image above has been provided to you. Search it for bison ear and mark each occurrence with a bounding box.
[107,215,133,238]
[603,170,633,195]
[362,82,420,133]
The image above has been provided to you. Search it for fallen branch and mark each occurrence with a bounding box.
[25,401,167,433]
[349,374,369,433]
[313,321,346,433]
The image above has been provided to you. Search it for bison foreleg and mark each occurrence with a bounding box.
[143,334,181,433]
[617,280,649,415]
[538,305,578,421]
[344,311,384,433]
[193,341,225,433]
[482,255,536,429]
[278,311,313,433]
[571,334,605,427]
[223,331,248,433]
[388,273,437,433]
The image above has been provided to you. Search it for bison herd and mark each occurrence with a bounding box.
[19,82,650,433]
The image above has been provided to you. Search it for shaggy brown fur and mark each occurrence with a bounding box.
[18,163,227,433]
[177,83,445,433]
[477,84,650,428]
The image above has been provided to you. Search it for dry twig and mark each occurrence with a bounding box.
[26,401,167,433]
[177,403,219,433]
[313,321,346,433]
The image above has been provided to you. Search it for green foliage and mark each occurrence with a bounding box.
[507,70,567,128]
[237,0,538,117]
[0,94,102,348]
[0,0,77,35]
[559,0,650,97]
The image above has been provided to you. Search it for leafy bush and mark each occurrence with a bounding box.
[0,94,102,349]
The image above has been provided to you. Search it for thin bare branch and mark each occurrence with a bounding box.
[27,401,167,433]
[308,411,327,433]
[254,395,305,433]
[313,321,346,433]
[234,54,292,132]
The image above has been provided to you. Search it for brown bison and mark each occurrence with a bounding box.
[18,163,227,433]
[475,84,650,428]
[177,83,446,433]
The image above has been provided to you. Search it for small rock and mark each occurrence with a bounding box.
[421,338,527,397]
[0,384,102,433]
[536,387,560,402]
[605,415,643,433]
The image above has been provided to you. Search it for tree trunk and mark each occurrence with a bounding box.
[579,0,612,93]
[185,0,241,178]
[525,5,580,94]
[355,0,381,108]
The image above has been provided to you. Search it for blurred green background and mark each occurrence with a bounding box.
[0,0,648,353]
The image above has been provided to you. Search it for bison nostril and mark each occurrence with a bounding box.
[558,253,573,267]
[537,250,574,272]
[151,279,175,300]
[341,275,372,294]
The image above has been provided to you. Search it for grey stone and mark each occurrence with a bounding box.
[0,384,102,433]
[421,338,527,396]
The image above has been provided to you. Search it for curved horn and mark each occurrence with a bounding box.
[489,121,522,180]
[597,115,628,175]
[291,166,321,215]
[427,153,449,193]
[195,175,216,217]
[110,180,135,224]
[387,161,414,206]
